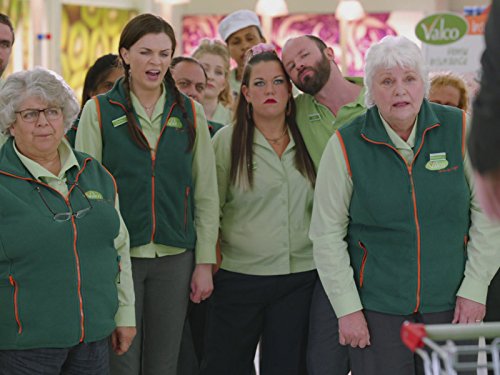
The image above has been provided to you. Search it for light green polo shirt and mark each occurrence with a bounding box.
[212,102,233,126]
[295,78,366,170]
[213,125,315,275]
[310,113,500,318]
[0,132,7,148]
[75,86,219,264]
[13,138,135,326]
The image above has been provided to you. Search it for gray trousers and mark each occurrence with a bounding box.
[349,310,455,375]
[110,251,194,375]
[0,339,109,375]
[307,279,350,375]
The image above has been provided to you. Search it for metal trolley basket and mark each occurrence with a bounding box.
[401,322,500,374]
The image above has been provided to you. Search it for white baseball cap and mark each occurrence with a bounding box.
[218,10,262,42]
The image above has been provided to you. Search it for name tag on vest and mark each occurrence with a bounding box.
[308,113,321,122]
[112,115,127,127]
[167,117,183,129]
[425,152,449,171]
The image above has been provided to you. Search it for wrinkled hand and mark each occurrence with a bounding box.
[190,263,214,303]
[475,170,500,221]
[111,326,136,355]
[452,296,486,324]
[338,310,371,348]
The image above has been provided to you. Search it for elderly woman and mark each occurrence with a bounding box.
[310,36,500,374]
[0,67,135,373]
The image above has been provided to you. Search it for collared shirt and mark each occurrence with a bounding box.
[310,112,500,317]
[13,138,135,326]
[212,102,233,126]
[294,78,366,170]
[229,68,241,99]
[75,86,218,264]
[213,126,315,275]
[0,132,7,147]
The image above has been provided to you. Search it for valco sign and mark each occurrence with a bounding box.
[416,13,468,45]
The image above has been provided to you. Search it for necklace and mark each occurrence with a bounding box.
[262,127,288,145]
[142,103,155,111]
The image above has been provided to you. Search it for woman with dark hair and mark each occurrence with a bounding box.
[200,44,316,375]
[75,13,219,374]
[66,54,123,146]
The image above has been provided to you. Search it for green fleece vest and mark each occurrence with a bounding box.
[96,79,196,249]
[338,100,470,315]
[0,139,120,349]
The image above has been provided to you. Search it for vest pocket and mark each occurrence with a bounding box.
[117,255,122,284]
[8,275,22,334]
[357,241,368,288]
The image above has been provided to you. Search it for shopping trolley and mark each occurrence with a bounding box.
[401,321,500,374]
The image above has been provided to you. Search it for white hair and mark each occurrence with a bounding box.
[0,67,80,135]
[364,36,429,108]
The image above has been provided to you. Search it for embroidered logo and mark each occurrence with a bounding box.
[425,152,449,171]
[85,190,104,200]
[308,113,321,122]
[112,115,127,127]
[167,117,183,129]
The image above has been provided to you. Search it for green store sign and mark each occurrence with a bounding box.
[416,13,468,45]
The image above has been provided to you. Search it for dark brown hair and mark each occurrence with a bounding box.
[118,13,195,151]
[81,54,122,110]
[230,51,315,189]
[0,13,14,44]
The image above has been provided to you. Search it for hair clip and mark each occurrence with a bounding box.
[244,43,276,64]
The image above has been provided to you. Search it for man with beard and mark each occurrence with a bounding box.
[282,35,365,171]
[0,13,14,84]
[282,35,366,375]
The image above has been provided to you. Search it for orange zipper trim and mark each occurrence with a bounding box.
[361,124,438,312]
[108,100,178,243]
[9,275,22,334]
[337,132,352,177]
[358,241,368,287]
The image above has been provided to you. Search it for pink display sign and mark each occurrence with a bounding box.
[182,12,396,76]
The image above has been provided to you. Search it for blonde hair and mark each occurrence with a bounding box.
[430,73,469,112]
[192,39,232,107]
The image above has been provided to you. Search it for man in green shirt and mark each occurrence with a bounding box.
[281,35,366,375]
[282,35,365,171]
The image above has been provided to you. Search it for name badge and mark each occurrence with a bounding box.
[112,115,127,128]
[167,117,183,129]
[308,113,321,122]
[425,152,449,171]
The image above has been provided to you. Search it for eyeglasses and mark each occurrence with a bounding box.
[15,107,63,123]
[35,182,93,222]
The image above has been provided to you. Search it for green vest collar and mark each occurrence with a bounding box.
[0,137,85,181]
[104,78,185,131]
[361,99,441,148]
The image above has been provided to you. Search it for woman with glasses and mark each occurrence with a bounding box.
[0,67,135,373]
[75,14,219,374]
